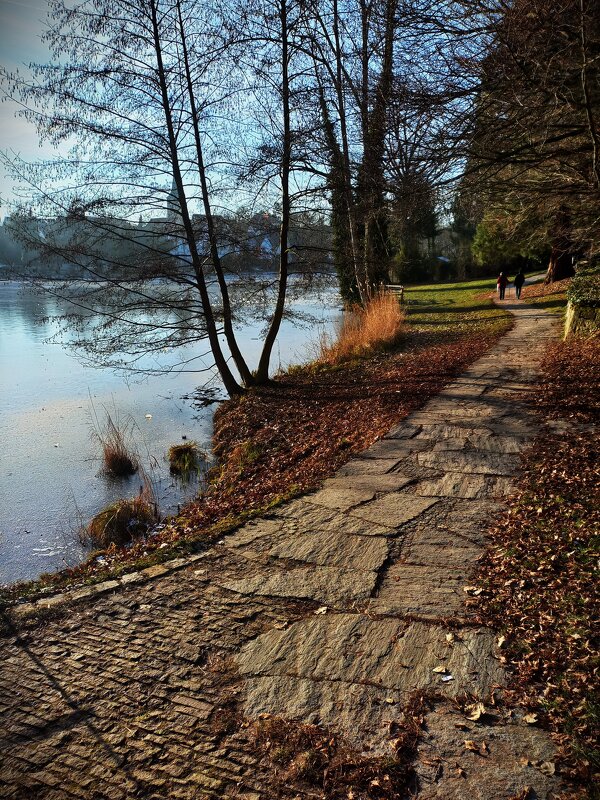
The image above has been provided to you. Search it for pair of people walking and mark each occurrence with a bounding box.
[497,269,525,300]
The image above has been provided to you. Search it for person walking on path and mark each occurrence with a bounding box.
[514,269,525,299]
[497,271,508,300]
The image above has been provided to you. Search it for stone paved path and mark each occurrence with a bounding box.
[1,302,564,799]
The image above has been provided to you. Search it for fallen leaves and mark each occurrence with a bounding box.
[473,336,599,793]
[464,702,487,721]
[464,739,489,756]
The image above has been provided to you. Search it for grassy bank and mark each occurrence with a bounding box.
[1,276,512,608]
[405,275,513,338]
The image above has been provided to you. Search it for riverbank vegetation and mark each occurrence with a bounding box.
[87,492,159,548]
[473,336,600,795]
[94,412,139,478]
[1,276,511,606]
[168,441,203,476]
[317,289,405,364]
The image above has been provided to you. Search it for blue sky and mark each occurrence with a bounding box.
[0,0,57,218]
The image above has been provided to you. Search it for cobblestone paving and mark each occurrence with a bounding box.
[1,302,563,799]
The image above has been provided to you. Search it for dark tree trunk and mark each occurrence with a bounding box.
[176,0,255,388]
[546,245,576,282]
[150,0,243,397]
[255,0,291,384]
[545,210,576,283]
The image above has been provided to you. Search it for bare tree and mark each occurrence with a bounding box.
[1,0,313,394]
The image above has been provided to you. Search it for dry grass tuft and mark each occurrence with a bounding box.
[251,696,427,795]
[168,441,203,475]
[319,289,404,364]
[87,488,158,548]
[94,412,139,477]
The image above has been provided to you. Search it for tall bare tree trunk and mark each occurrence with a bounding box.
[332,0,361,301]
[255,0,291,384]
[176,0,255,387]
[150,0,243,396]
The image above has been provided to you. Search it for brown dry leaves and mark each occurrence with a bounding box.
[521,278,572,299]
[251,693,427,798]
[473,336,600,794]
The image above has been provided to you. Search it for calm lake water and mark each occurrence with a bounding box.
[0,277,340,585]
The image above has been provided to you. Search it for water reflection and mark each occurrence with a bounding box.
[0,278,339,584]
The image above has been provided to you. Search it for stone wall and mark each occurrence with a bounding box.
[564,300,600,338]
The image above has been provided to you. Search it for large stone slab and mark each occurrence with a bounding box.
[223,518,283,549]
[338,458,401,475]
[216,565,377,605]
[322,474,414,492]
[238,616,505,721]
[431,435,524,454]
[416,451,518,476]
[436,381,488,399]
[358,438,431,459]
[383,422,422,439]
[349,493,438,527]
[240,674,411,749]
[403,542,482,568]
[416,424,494,440]
[414,474,514,500]
[267,530,389,572]
[308,486,377,511]
[274,500,397,537]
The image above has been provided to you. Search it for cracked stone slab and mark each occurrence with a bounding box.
[223,518,283,549]
[414,705,560,799]
[337,458,401,475]
[322,474,414,492]
[266,530,389,572]
[416,451,518,476]
[308,486,377,511]
[372,564,471,617]
[216,565,378,604]
[349,493,439,527]
[414,474,514,500]
[273,500,397,536]
[238,616,505,718]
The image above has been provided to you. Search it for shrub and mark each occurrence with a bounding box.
[318,288,404,364]
[168,441,203,475]
[87,492,158,547]
[567,262,600,308]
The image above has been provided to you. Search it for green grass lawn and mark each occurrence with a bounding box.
[403,275,513,340]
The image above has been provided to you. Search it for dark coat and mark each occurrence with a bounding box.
[514,272,525,288]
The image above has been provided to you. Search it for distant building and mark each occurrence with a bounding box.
[166,178,181,224]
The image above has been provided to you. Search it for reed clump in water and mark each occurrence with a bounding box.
[168,441,203,476]
[94,412,139,477]
[87,488,158,548]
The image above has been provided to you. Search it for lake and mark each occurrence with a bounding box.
[0,277,340,585]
